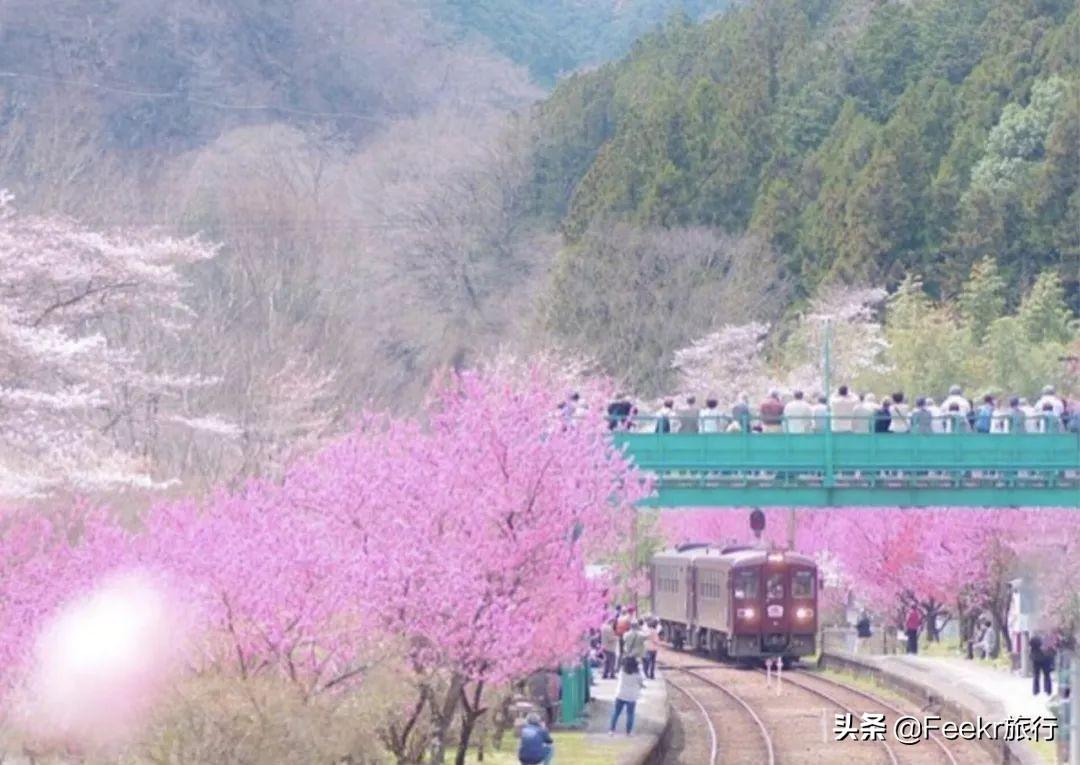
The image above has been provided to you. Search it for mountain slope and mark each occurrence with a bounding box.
[531,0,1078,304]
[431,0,731,83]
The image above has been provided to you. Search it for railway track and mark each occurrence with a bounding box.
[664,662,772,765]
[659,650,996,765]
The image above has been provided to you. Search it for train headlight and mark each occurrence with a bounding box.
[795,607,814,620]
[737,607,756,620]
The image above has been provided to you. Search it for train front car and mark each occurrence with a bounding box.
[749,549,818,662]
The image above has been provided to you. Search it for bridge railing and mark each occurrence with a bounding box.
[609,417,1080,506]
[606,413,1076,435]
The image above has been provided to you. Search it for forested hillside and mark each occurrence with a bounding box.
[432,0,729,83]
[533,0,1078,312]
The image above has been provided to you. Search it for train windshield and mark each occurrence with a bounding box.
[792,570,815,598]
[733,570,759,599]
[766,572,785,599]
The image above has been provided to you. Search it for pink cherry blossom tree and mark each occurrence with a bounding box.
[1,358,645,764]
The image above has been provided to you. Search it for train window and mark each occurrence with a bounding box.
[733,570,758,599]
[792,570,815,598]
[766,573,785,600]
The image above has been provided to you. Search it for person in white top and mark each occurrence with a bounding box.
[829,385,858,432]
[941,385,971,416]
[698,397,723,433]
[1036,385,1064,417]
[1019,397,1040,432]
[609,657,644,736]
[889,392,910,433]
[924,397,944,433]
[991,398,1012,433]
[655,399,678,433]
[852,393,877,434]
[783,390,814,433]
[810,394,829,433]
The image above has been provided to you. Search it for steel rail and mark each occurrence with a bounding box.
[789,670,959,765]
[663,671,720,765]
[663,664,776,765]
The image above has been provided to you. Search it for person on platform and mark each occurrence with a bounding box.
[614,609,632,655]
[699,397,723,433]
[643,618,660,680]
[889,393,910,433]
[1006,397,1026,434]
[600,618,618,679]
[731,392,752,432]
[1037,401,1061,433]
[974,618,997,659]
[856,610,873,654]
[1019,397,1040,432]
[622,620,648,685]
[811,394,829,433]
[990,397,1012,433]
[974,395,995,434]
[609,657,643,736]
[945,402,970,433]
[905,606,922,654]
[873,397,892,434]
[1029,634,1056,696]
[518,711,555,765]
[677,396,699,434]
[759,389,784,433]
[783,390,813,433]
[926,397,945,433]
[942,385,971,416]
[1036,385,1064,417]
[607,395,633,431]
[830,385,858,432]
[655,399,676,434]
[852,393,877,434]
[911,397,933,434]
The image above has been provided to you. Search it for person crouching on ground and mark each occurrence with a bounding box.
[609,657,643,736]
[518,711,554,765]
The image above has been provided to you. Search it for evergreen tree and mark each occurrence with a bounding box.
[958,256,1007,343]
[1018,270,1076,343]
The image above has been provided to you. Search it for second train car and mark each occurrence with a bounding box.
[651,542,818,662]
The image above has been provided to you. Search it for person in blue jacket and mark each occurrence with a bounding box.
[518,711,554,765]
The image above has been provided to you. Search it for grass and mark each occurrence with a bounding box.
[463,732,615,764]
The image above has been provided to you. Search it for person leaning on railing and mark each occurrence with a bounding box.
[783,390,813,433]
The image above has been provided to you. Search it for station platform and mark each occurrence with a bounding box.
[582,668,670,764]
[875,655,1055,721]
[822,651,1056,764]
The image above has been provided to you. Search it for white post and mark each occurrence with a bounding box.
[1070,652,1079,765]
[776,657,783,696]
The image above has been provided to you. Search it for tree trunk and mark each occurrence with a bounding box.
[429,674,466,765]
[454,681,488,765]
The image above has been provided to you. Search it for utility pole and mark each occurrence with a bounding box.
[823,317,835,492]
[630,508,639,612]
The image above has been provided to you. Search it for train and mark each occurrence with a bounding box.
[650,542,818,663]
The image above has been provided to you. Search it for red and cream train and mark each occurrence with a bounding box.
[650,542,818,663]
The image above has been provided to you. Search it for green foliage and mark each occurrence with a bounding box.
[433,0,732,84]
[870,261,1079,398]
[532,0,1079,308]
[958,256,1007,342]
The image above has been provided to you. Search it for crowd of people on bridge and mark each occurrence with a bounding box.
[563,383,1080,435]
